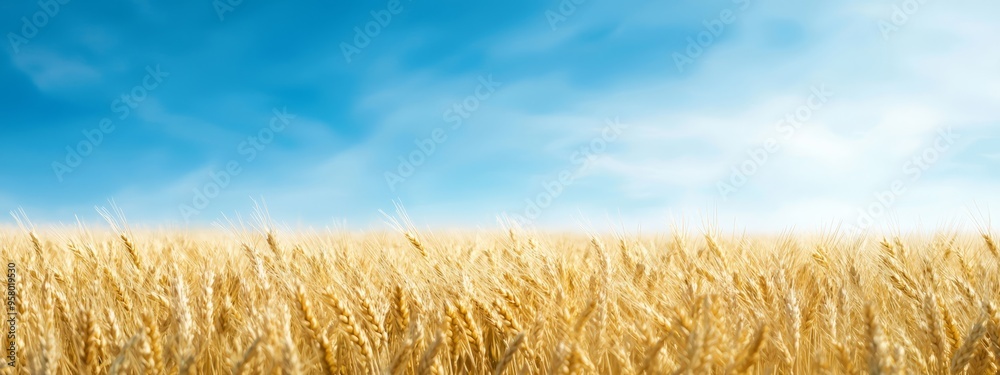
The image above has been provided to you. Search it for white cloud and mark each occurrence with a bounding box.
[486,0,1000,230]
[12,50,101,91]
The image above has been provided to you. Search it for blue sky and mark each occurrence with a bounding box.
[2,0,999,231]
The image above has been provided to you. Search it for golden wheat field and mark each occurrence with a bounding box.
[2,223,1000,374]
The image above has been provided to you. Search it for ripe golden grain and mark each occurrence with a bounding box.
[3,227,1000,374]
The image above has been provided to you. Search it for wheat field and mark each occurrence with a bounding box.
[2,220,999,374]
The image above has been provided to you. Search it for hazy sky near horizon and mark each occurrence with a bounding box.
[1,0,998,231]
